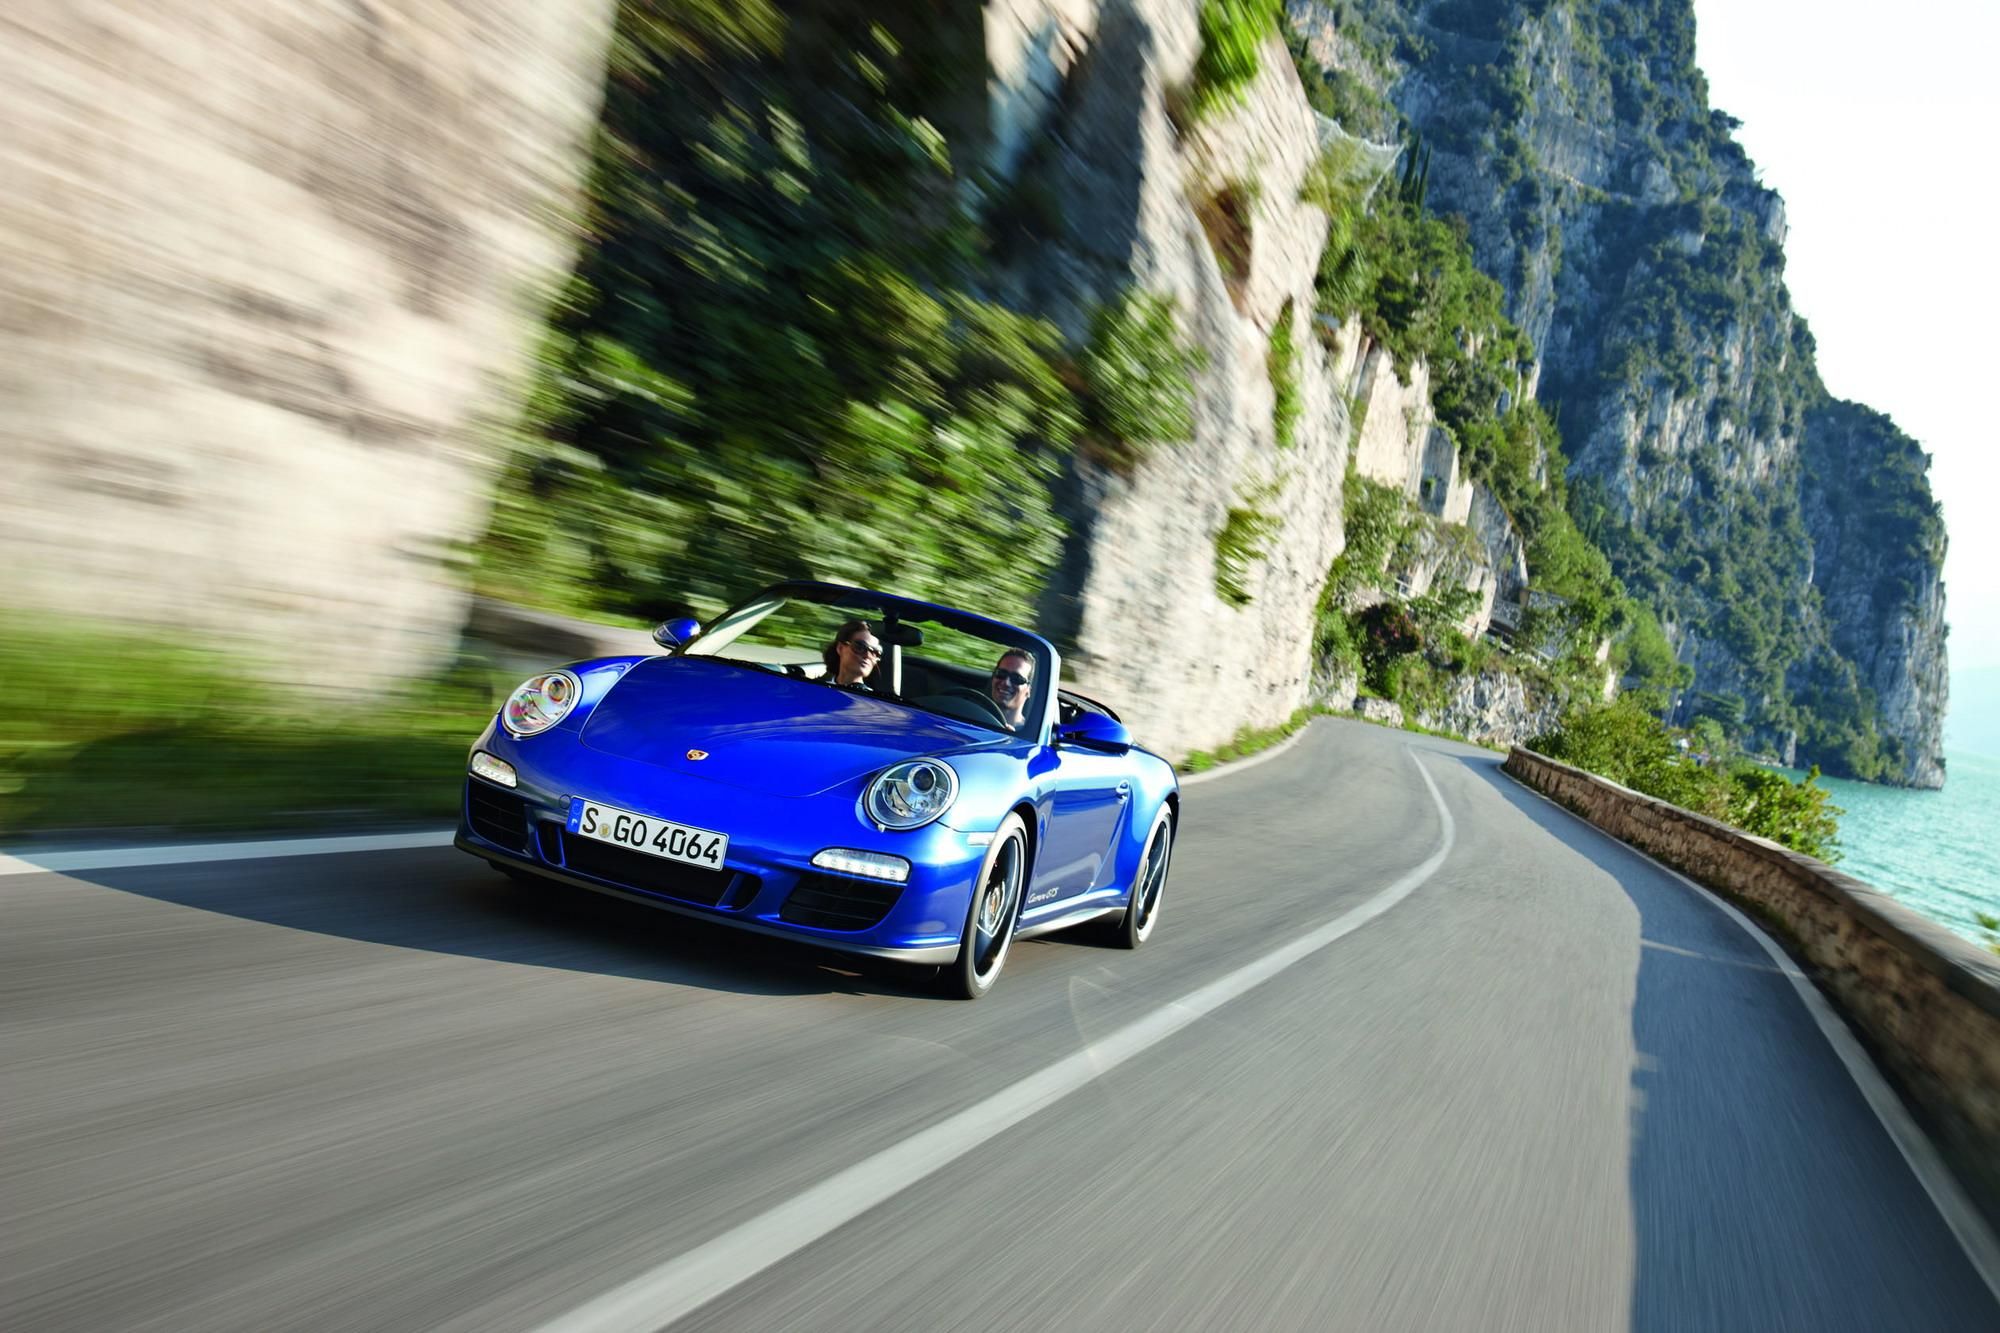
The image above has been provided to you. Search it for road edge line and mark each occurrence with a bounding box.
[0,829,456,878]
[1175,717,1315,788]
[1502,768,2000,1308]
[532,749,1455,1333]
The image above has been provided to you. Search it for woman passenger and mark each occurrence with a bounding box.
[823,620,883,692]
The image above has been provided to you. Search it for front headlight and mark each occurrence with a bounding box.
[502,670,582,738]
[864,759,960,830]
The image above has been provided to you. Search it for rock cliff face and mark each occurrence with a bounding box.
[1417,666,1563,749]
[988,1,1350,756]
[0,1,614,687]
[1796,402,1950,787]
[1288,0,1949,785]
[1340,338,1528,635]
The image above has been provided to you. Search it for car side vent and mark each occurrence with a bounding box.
[466,781,530,852]
[779,873,904,932]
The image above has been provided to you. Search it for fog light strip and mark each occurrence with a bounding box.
[470,752,518,788]
[810,848,910,882]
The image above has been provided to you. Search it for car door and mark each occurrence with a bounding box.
[1024,745,1130,912]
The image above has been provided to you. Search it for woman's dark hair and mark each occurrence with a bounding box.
[822,619,876,678]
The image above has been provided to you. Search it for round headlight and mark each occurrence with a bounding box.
[503,670,582,738]
[865,759,960,830]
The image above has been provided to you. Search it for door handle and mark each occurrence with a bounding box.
[1115,782,1131,798]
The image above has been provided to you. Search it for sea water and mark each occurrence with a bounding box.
[1792,749,2000,948]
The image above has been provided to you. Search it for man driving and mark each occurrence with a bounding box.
[988,649,1035,733]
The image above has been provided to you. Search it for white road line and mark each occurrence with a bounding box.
[1505,770,2000,1309]
[535,750,1456,1333]
[0,829,455,878]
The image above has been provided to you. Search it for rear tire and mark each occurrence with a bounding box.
[942,813,1028,999]
[1112,807,1171,949]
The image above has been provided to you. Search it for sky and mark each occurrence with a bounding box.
[1691,0,2000,740]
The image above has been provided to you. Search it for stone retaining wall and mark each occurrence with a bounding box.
[1504,747,2000,1202]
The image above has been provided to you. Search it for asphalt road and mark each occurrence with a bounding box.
[4,719,1994,1331]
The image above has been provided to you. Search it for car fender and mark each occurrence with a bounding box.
[484,655,651,746]
[933,743,1041,837]
[1100,748,1178,891]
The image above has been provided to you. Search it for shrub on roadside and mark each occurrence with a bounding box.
[1178,705,1318,774]
[1725,764,1841,860]
[1529,699,1842,861]
[1355,601,1421,694]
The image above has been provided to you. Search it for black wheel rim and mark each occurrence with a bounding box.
[973,834,1022,979]
[1136,822,1169,933]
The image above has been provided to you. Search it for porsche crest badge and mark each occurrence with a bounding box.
[686,749,709,761]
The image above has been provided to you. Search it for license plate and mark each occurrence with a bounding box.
[566,798,728,869]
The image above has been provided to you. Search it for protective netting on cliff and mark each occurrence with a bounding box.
[1313,113,1401,203]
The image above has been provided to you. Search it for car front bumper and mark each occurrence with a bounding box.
[454,732,985,964]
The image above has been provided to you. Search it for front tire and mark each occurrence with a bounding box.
[943,813,1028,999]
[1112,806,1171,949]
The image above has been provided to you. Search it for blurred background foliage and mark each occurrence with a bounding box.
[479,0,1085,631]
[0,616,497,836]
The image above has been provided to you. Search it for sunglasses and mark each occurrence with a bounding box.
[844,639,883,658]
[991,669,1030,689]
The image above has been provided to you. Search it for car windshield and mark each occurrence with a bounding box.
[681,585,1052,738]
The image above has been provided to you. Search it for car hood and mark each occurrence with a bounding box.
[579,656,1003,797]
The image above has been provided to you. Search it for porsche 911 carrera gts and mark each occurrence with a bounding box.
[455,581,1178,997]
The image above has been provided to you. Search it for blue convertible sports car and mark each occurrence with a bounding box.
[455,582,1179,997]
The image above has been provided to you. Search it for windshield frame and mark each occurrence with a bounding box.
[679,582,1058,741]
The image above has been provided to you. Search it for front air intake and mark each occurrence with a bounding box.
[779,873,905,931]
[465,781,530,852]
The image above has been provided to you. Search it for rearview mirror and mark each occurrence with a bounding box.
[1056,710,1131,755]
[653,616,700,649]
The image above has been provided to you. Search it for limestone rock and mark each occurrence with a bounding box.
[1356,696,1404,727]
[997,4,1346,759]
[1415,667,1564,750]
[0,1,615,688]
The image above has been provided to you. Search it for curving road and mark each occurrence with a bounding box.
[4,719,1995,1331]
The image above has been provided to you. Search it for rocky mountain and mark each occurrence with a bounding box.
[1287,0,1949,785]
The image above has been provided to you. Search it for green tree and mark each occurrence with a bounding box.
[486,3,1080,628]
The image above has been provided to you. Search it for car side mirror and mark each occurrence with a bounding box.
[1056,710,1131,755]
[653,616,700,650]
